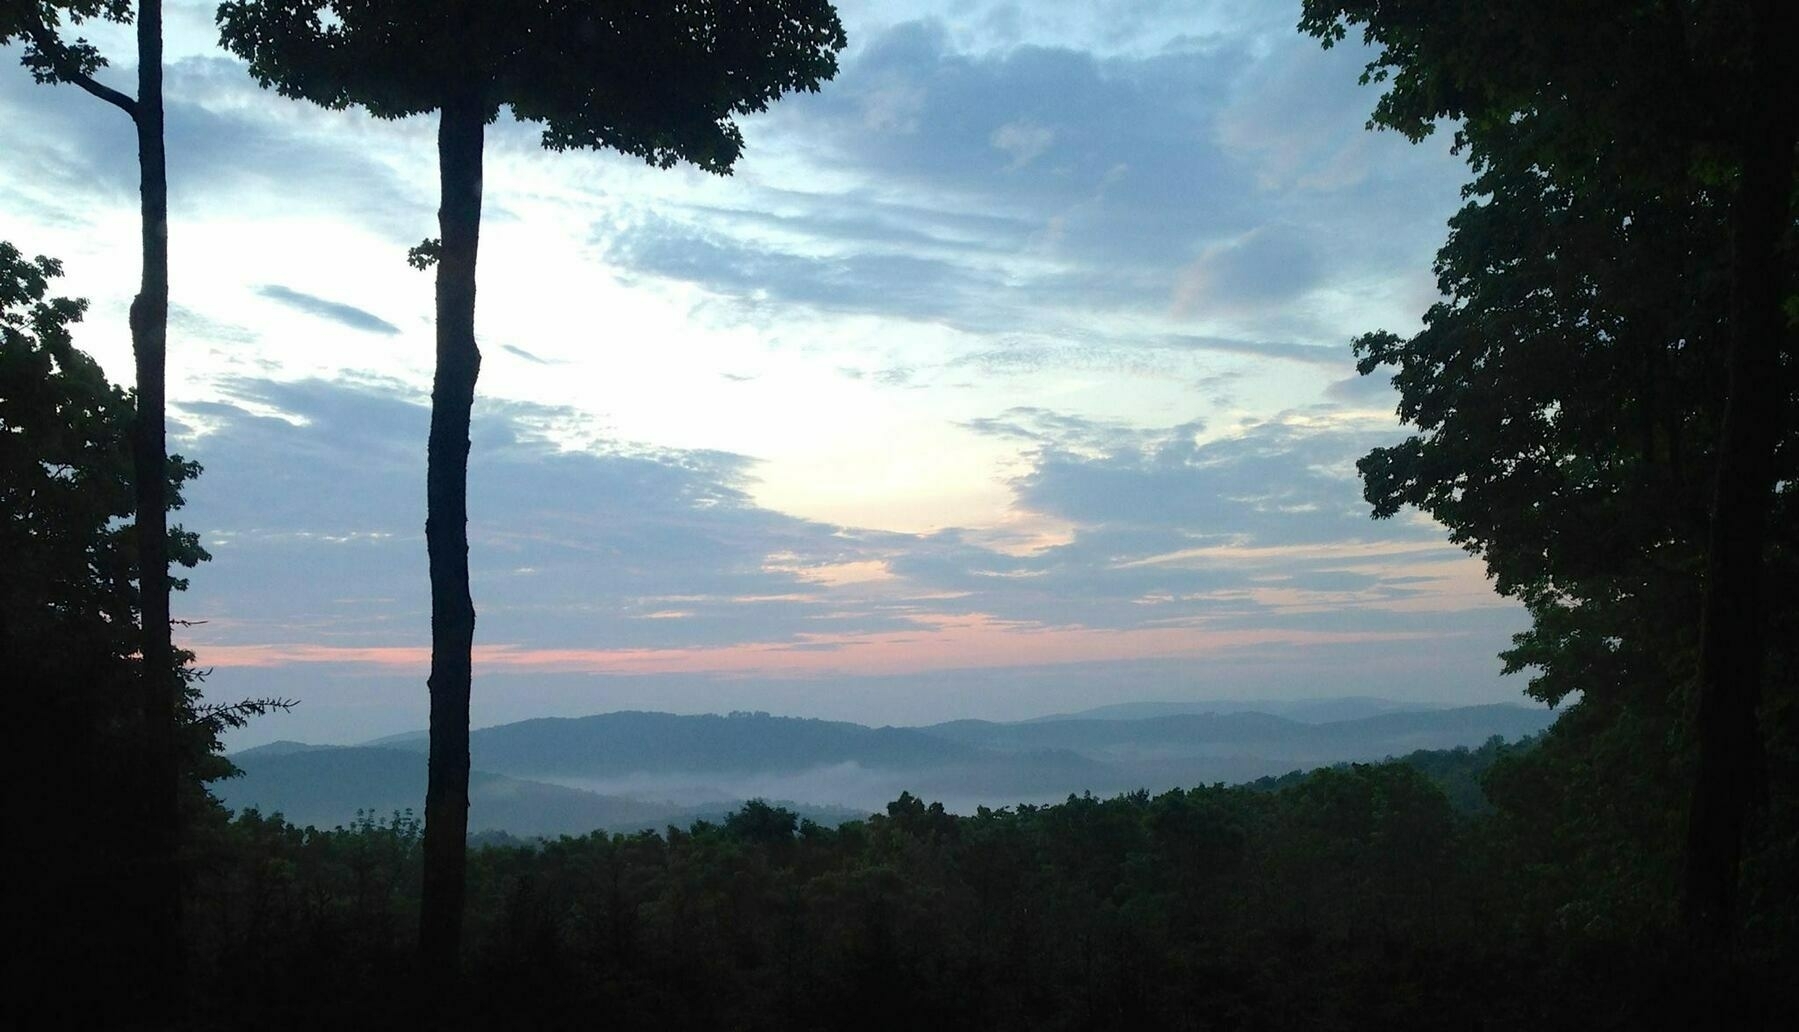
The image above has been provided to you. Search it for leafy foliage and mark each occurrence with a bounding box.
[1,1,133,87]
[0,240,208,684]
[1299,1,1797,710]
[1,239,223,1022]
[1296,0,1757,185]
[216,0,846,172]
[1301,0,1799,943]
[1351,127,1740,710]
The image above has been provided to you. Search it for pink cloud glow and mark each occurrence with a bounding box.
[191,612,1434,678]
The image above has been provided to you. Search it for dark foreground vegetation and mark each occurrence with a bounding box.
[146,737,1799,1029]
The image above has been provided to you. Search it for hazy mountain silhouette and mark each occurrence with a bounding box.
[219,745,863,837]
[225,701,1556,829]
[370,710,979,777]
[1027,696,1436,723]
[926,704,1553,758]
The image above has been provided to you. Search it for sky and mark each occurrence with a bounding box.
[1,1,1533,746]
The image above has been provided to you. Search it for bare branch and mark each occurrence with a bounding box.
[64,66,139,117]
[21,18,138,120]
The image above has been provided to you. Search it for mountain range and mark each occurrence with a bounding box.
[219,699,1558,836]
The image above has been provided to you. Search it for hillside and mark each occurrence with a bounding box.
[1027,696,1435,723]
[228,701,1558,829]
[374,710,980,777]
[218,745,864,837]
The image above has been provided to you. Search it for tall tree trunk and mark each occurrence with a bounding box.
[1682,0,1796,949]
[419,93,485,983]
[128,0,180,1014]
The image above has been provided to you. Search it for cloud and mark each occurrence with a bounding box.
[257,285,400,335]
[990,119,1056,169]
[959,407,1157,453]
[174,376,918,654]
[1009,414,1395,545]
[500,344,553,364]
[897,405,1497,634]
[170,304,256,345]
[174,378,1507,663]
[1173,224,1325,314]
[581,16,1466,364]
[917,332,1350,385]
[587,20,1260,338]
[1160,333,1348,367]
[789,21,1252,253]
[683,191,1038,259]
[166,378,1525,744]
[0,55,428,233]
[1324,370,1399,405]
[604,213,1000,328]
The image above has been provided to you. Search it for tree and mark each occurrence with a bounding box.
[1,0,186,983]
[0,239,215,1020]
[1299,0,1798,945]
[215,0,847,977]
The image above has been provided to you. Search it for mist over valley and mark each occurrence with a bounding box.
[221,698,1557,833]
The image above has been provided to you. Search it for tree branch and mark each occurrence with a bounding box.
[65,65,139,118]
[22,20,139,120]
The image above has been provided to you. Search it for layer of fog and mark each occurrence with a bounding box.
[532,758,1300,816]
[537,763,1103,815]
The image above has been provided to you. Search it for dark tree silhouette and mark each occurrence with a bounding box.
[0,239,215,1020]
[1683,0,1798,946]
[188,764,1799,1031]
[1300,0,1798,948]
[216,0,845,977]
[1,0,185,1003]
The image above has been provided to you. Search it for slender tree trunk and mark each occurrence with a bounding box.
[419,93,485,982]
[127,0,181,1014]
[1682,0,1796,949]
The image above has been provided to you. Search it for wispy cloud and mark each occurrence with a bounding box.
[1158,334,1350,367]
[174,379,1514,683]
[194,618,1439,679]
[500,343,554,364]
[257,284,399,335]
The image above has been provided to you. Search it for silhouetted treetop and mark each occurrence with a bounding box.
[0,241,206,647]
[216,0,846,171]
[1298,1,1752,166]
[1304,0,1798,947]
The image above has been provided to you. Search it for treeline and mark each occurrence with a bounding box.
[160,735,1793,1031]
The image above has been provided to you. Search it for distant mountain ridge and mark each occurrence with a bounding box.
[926,704,1551,756]
[218,745,865,837]
[373,710,980,778]
[225,700,1558,835]
[1026,696,1436,723]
